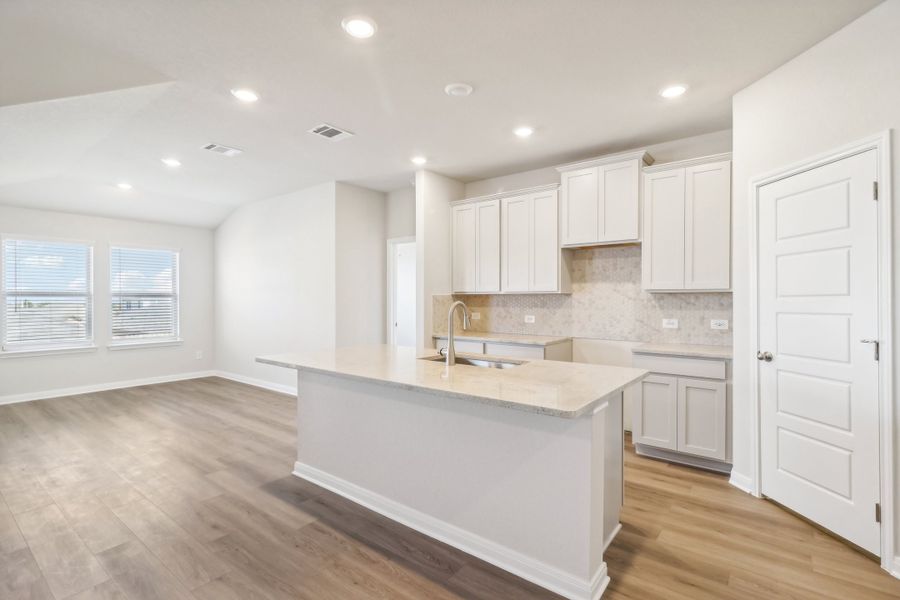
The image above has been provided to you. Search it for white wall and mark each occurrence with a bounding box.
[215,183,337,390]
[386,186,416,239]
[335,183,387,347]
[0,205,215,402]
[731,0,900,565]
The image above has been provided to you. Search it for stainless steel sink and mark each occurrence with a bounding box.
[422,356,522,369]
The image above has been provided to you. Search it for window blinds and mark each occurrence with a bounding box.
[110,247,179,340]
[2,238,93,350]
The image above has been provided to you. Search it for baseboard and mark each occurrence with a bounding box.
[729,470,756,496]
[635,444,732,475]
[213,371,296,396]
[294,461,607,600]
[0,370,217,406]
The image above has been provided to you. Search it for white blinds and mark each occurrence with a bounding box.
[110,247,179,341]
[2,238,93,350]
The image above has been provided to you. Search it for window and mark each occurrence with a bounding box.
[2,238,93,351]
[110,247,179,342]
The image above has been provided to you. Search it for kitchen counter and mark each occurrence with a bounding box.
[632,342,732,360]
[258,344,645,418]
[431,331,572,346]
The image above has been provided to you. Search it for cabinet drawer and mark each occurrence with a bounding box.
[632,353,725,380]
[484,343,545,360]
[434,339,484,355]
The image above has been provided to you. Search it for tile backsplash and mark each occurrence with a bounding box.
[434,245,732,346]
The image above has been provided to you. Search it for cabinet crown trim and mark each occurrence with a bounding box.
[555,149,653,173]
[643,152,732,173]
[452,183,559,206]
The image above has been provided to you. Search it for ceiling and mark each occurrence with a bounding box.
[0,0,881,228]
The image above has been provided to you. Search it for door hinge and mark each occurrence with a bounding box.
[873,181,879,201]
[876,503,881,523]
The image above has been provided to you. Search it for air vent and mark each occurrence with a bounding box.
[203,143,243,157]
[307,123,354,141]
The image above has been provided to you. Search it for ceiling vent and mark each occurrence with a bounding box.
[307,123,354,141]
[202,143,243,157]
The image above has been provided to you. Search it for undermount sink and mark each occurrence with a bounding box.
[422,355,523,369]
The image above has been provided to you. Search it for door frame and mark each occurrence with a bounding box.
[746,131,894,570]
[386,236,416,346]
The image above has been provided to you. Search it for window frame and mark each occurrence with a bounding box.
[107,243,181,349]
[0,234,96,356]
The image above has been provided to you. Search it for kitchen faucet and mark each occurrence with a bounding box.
[445,300,471,366]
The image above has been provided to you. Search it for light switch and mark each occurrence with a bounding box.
[710,319,729,330]
[471,312,481,320]
[524,315,536,324]
[662,319,679,329]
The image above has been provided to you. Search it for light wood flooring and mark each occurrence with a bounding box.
[1,377,899,600]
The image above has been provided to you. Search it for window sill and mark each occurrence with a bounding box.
[107,339,184,351]
[0,345,98,358]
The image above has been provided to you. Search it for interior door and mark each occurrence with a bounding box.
[390,241,416,347]
[758,149,880,554]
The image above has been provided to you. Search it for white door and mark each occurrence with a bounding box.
[632,374,678,451]
[389,241,416,347]
[758,149,880,554]
[452,205,476,292]
[600,159,639,242]
[560,167,599,245]
[501,195,530,292]
[475,200,500,292]
[530,190,559,291]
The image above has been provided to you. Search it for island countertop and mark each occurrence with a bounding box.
[257,344,646,419]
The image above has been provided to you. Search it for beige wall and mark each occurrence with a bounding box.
[731,0,900,563]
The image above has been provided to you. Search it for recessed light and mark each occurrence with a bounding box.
[161,157,181,168]
[341,17,377,39]
[659,84,688,99]
[411,156,427,166]
[444,83,473,97]
[116,182,133,190]
[230,88,259,103]
[514,126,534,138]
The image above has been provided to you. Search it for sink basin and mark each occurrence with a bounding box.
[422,356,522,369]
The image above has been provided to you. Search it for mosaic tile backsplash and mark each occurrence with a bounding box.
[434,245,733,346]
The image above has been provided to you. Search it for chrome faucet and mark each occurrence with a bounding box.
[446,300,471,366]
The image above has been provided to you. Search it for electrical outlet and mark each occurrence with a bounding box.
[710,319,729,330]
[524,315,536,324]
[662,318,679,329]
[471,312,481,320]
[195,350,203,360]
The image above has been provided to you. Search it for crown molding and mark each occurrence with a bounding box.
[643,152,733,173]
[555,149,654,173]
[452,182,559,206]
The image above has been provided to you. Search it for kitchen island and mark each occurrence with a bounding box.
[257,345,646,600]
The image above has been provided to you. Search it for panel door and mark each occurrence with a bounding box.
[452,204,476,292]
[759,149,880,554]
[642,169,686,290]
[530,190,559,291]
[685,160,732,290]
[560,167,599,245]
[632,374,678,450]
[475,200,500,292]
[676,377,726,460]
[501,195,531,292]
[600,159,640,242]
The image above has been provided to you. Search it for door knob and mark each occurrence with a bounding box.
[757,351,773,362]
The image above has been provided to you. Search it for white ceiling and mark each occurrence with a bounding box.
[0,0,880,228]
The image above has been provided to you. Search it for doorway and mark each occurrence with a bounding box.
[387,237,416,347]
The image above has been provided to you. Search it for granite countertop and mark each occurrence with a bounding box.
[431,331,572,346]
[257,345,646,419]
[632,343,732,360]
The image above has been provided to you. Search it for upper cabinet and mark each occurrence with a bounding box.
[642,154,732,292]
[557,150,653,247]
[452,199,499,293]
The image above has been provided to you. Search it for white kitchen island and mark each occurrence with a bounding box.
[257,345,646,600]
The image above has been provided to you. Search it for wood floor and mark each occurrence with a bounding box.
[1,378,899,600]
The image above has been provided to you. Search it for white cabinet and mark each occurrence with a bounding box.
[642,154,732,291]
[500,189,566,293]
[632,374,677,451]
[557,150,652,247]
[452,199,499,293]
[677,378,727,460]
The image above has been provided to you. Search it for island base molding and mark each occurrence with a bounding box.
[293,461,610,600]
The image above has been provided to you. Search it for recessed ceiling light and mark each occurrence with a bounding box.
[444,83,473,97]
[230,88,259,103]
[116,182,133,190]
[341,17,377,39]
[659,84,688,99]
[514,126,534,138]
[411,156,427,166]
[161,157,181,168]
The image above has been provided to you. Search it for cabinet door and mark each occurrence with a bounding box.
[560,167,599,245]
[685,160,731,290]
[632,374,678,450]
[676,377,726,460]
[530,190,559,291]
[501,195,531,292]
[452,204,476,292]
[475,200,500,292]
[600,159,640,242]
[642,169,686,290]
